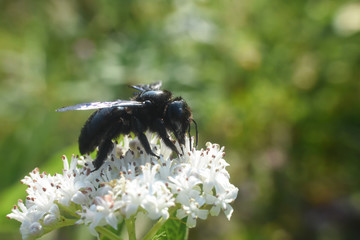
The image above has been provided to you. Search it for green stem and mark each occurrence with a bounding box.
[35,218,78,240]
[142,208,177,240]
[126,216,136,240]
[142,217,166,240]
[96,226,123,240]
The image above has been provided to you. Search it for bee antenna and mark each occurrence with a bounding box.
[188,121,192,149]
[191,119,198,148]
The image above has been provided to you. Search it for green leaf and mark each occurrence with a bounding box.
[154,217,188,240]
[96,226,124,240]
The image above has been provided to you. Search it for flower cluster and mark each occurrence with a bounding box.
[8,134,238,239]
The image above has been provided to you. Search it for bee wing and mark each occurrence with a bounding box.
[130,82,162,91]
[56,100,143,112]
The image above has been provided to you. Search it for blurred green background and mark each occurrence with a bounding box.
[1,0,360,239]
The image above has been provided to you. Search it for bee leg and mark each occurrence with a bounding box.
[170,130,185,155]
[155,119,180,156]
[92,139,113,171]
[138,133,159,158]
[132,117,159,158]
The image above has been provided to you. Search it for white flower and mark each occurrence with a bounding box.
[176,196,208,228]
[207,186,238,220]
[168,174,202,202]
[43,204,60,226]
[76,204,102,237]
[141,180,175,220]
[25,222,43,239]
[7,200,44,239]
[8,134,238,239]
[121,178,148,218]
[56,155,94,206]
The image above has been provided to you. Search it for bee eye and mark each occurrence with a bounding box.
[167,101,184,119]
[144,100,152,106]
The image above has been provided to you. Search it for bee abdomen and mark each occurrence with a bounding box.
[78,108,126,154]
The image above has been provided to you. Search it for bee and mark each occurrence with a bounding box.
[56,82,198,171]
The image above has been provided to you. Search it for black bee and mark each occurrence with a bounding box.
[56,82,198,171]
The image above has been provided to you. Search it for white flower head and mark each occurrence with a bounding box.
[8,134,238,239]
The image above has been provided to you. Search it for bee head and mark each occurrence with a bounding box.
[165,98,192,146]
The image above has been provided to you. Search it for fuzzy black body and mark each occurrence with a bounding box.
[57,83,197,170]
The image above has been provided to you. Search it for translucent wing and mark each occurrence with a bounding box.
[56,100,143,112]
[130,82,162,92]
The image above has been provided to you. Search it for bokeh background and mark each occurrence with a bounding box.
[1,0,360,239]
